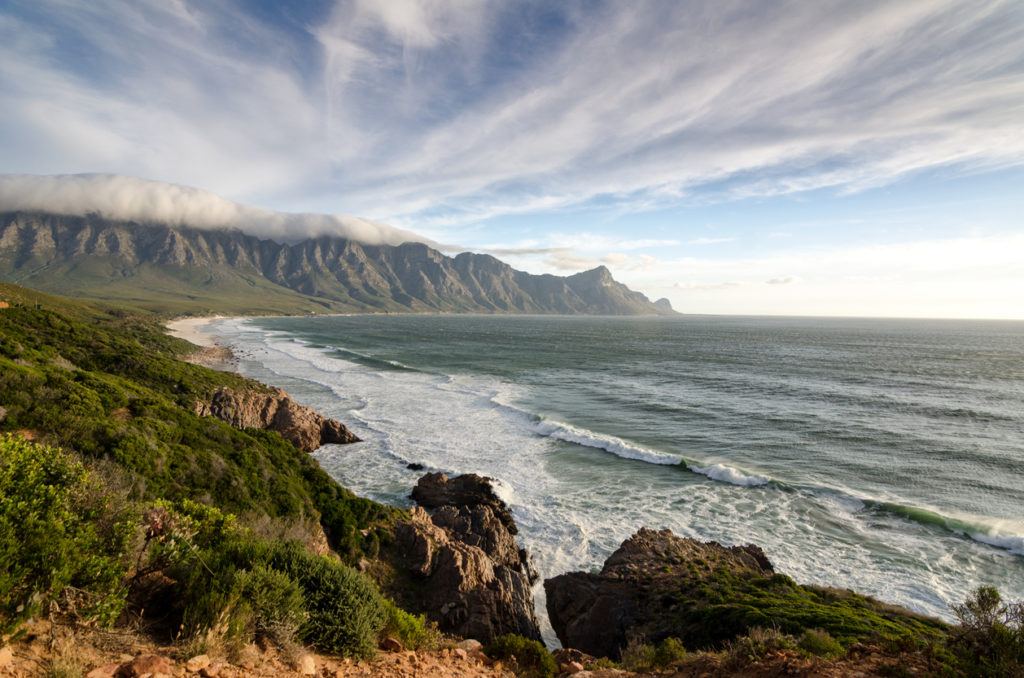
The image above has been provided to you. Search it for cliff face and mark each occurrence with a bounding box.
[195,386,360,452]
[391,473,542,644]
[0,211,676,316]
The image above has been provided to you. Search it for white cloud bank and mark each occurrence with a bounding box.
[0,174,429,246]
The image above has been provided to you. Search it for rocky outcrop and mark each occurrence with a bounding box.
[393,473,542,643]
[545,528,773,658]
[194,386,359,452]
[410,472,518,534]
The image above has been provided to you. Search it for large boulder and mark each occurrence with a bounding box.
[545,528,773,659]
[392,473,542,643]
[545,528,949,660]
[195,386,360,452]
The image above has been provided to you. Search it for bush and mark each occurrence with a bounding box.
[950,586,1024,677]
[232,565,307,646]
[382,599,439,651]
[619,636,686,671]
[725,626,796,669]
[0,435,134,637]
[484,634,557,678]
[171,531,387,658]
[798,628,844,658]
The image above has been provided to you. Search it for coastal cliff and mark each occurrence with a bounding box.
[194,385,360,452]
[390,473,542,643]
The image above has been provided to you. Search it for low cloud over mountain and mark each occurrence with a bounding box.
[0,174,429,247]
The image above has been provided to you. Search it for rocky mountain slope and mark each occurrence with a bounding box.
[0,211,675,316]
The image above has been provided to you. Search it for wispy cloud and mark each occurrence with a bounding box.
[1,0,1021,224]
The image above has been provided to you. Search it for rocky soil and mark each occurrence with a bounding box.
[0,620,945,678]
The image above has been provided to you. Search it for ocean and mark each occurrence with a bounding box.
[205,313,1024,644]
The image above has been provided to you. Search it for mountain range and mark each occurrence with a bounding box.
[0,211,674,316]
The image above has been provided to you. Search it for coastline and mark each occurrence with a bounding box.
[165,316,238,370]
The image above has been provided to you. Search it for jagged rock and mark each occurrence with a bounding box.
[393,477,543,643]
[411,472,517,534]
[544,528,774,659]
[194,386,359,452]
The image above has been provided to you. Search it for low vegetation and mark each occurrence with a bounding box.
[663,566,950,650]
[484,634,557,678]
[0,291,397,559]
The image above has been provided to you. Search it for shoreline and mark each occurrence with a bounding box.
[165,316,238,370]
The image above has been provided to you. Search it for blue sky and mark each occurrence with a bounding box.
[1,0,1022,318]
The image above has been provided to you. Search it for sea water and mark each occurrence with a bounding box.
[206,314,1024,644]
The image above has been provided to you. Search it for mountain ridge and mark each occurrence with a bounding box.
[0,210,675,316]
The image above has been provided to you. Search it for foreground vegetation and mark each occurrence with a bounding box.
[1,283,1022,677]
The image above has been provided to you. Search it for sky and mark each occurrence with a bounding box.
[1,0,1022,319]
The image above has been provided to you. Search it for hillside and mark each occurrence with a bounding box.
[0,211,675,316]
[1,287,1020,678]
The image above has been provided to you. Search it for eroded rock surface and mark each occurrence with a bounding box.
[195,386,360,452]
[394,473,541,643]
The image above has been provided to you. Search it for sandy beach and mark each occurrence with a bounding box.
[165,316,237,370]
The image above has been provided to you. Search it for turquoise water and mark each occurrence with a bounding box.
[209,314,1024,642]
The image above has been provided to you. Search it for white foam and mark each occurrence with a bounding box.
[491,477,518,506]
[688,463,769,487]
[970,531,1024,556]
[533,419,681,466]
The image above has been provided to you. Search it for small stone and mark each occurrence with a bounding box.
[234,644,260,670]
[185,655,210,673]
[454,648,468,661]
[380,636,404,652]
[199,663,222,678]
[296,654,317,676]
[456,639,483,653]
[0,647,13,669]
[119,655,172,678]
[567,661,585,674]
[85,664,121,678]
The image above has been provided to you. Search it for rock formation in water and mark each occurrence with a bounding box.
[393,472,542,643]
[194,386,360,452]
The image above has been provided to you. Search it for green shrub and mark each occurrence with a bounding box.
[484,634,557,678]
[382,599,439,650]
[653,636,688,666]
[798,628,844,658]
[618,636,657,671]
[172,533,387,658]
[725,626,796,669]
[950,586,1024,677]
[232,565,307,646]
[620,636,687,671]
[0,435,134,637]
